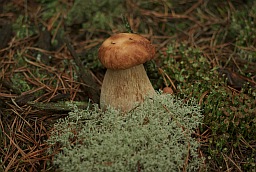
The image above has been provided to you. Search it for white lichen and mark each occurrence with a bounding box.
[47,93,204,172]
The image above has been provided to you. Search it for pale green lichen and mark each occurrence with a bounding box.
[47,93,204,171]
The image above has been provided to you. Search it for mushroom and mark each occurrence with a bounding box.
[98,33,156,112]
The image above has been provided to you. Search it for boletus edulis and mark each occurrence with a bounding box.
[98,33,156,112]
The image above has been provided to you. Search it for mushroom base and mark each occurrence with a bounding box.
[100,64,156,112]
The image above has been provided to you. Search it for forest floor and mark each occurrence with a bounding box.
[0,0,256,171]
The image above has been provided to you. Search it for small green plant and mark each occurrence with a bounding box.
[66,0,125,31]
[228,1,256,66]
[11,73,31,93]
[12,15,36,39]
[159,43,256,171]
[47,93,204,172]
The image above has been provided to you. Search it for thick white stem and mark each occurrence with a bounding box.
[100,64,156,112]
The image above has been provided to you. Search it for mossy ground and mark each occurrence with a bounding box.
[0,0,255,171]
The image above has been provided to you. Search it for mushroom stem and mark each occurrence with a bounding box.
[100,64,156,112]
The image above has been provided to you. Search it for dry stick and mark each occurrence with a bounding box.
[159,68,168,87]
[47,79,60,103]
[158,68,177,90]
[221,152,231,172]
[23,55,56,73]
[64,37,100,103]
[184,0,203,15]
[222,153,243,172]
[231,57,243,75]
[199,90,209,105]
[0,35,38,53]
[3,130,33,169]
[7,112,49,170]
[20,85,46,95]
[239,135,255,151]
[50,12,62,43]
[71,84,80,101]
[5,151,19,172]
[10,108,31,128]
[23,68,52,91]
[0,111,5,138]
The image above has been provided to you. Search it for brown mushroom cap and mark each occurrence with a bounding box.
[98,33,155,70]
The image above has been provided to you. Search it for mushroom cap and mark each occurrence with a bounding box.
[98,33,155,70]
